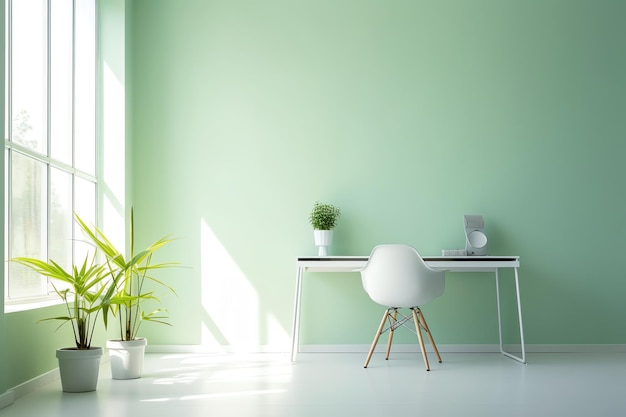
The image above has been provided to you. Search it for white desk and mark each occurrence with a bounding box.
[291,256,526,363]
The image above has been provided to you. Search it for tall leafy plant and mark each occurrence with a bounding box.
[76,209,178,341]
[11,253,114,349]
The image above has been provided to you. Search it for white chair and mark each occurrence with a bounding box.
[360,244,445,370]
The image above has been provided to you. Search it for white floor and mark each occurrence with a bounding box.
[2,351,626,417]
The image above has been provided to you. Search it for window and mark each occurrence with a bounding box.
[4,0,98,305]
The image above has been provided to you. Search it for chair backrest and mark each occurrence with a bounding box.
[361,244,445,308]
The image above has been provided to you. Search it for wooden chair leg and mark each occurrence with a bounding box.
[417,308,442,363]
[412,308,430,371]
[385,309,397,360]
[364,310,389,368]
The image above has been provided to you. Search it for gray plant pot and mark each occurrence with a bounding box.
[56,347,103,392]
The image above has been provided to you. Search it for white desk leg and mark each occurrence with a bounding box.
[291,266,304,362]
[513,267,526,363]
[495,268,505,355]
[495,268,527,364]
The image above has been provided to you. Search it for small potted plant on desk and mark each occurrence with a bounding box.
[76,208,178,380]
[309,201,341,256]
[11,250,115,392]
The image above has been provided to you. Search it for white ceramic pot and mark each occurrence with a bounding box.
[313,230,333,256]
[56,347,103,392]
[106,338,147,380]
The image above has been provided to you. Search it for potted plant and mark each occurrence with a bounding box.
[309,201,341,256]
[76,208,178,379]
[10,250,115,392]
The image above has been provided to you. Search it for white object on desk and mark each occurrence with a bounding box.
[291,255,525,364]
[464,215,488,255]
[442,249,466,256]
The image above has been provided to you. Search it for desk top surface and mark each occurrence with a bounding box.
[297,256,519,262]
[296,256,520,271]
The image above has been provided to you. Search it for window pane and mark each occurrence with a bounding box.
[50,168,72,270]
[4,15,8,143]
[9,153,48,299]
[74,177,96,260]
[6,0,98,303]
[11,0,47,154]
[74,0,96,175]
[4,149,9,298]
[50,0,74,165]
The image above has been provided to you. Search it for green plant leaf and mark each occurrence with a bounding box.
[309,201,341,230]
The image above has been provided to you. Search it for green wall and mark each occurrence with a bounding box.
[130,0,626,348]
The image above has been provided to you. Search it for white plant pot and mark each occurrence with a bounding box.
[313,230,333,256]
[107,338,147,380]
[56,347,103,392]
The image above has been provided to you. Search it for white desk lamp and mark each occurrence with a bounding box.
[464,215,488,256]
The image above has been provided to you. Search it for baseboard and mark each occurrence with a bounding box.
[0,390,14,411]
[146,343,626,354]
[299,344,626,353]
[145,344,291,354]
[524,344,626,353]
[300,344,496,353]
